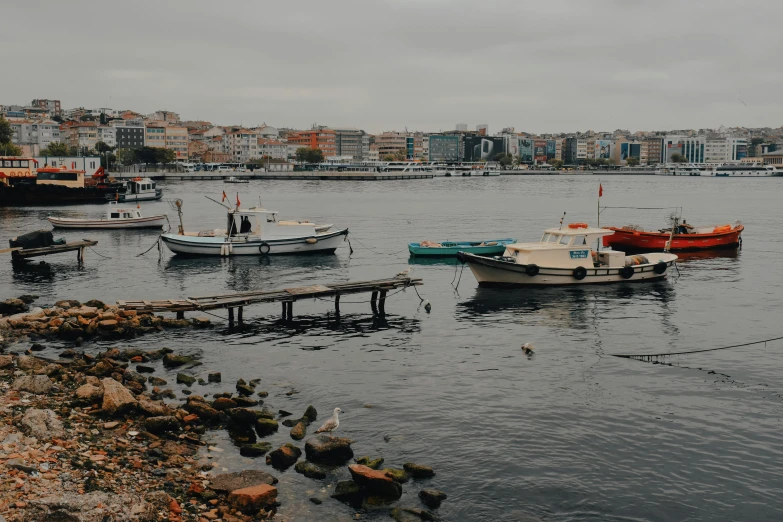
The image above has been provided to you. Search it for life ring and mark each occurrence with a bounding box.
[568,223,588,229]
[525,264,539,277]
[620,265,634,279]
[653,261,667,275]
[258,242,270,255]
[573,266,587,280]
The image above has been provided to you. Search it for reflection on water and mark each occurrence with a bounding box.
[675,248,740,262]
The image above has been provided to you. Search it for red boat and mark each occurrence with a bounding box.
[602,223,743,252]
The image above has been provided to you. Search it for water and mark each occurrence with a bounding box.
[2,176,783,521]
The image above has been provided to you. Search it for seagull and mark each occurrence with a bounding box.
[521,343,535,355]
[396,266,412,278]
[315,407,342,434]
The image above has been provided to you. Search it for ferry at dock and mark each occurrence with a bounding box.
[700,164,782,177]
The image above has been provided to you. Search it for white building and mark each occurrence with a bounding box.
[257,139,288,160]
[455,123,468,132]
[224,129,260,162]
[9,119,62,154]
[97,126,117,148]
[256,125,279,139]
[34,156,102,177]
[704,137,748,164]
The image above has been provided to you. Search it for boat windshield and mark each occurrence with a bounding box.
[558,235,570,245]
[548,234,560,243]
[573,235,587,245]
[541,233,551,242]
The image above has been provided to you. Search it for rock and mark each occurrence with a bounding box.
[418,489,447,509]
[209,470,278,493]
[404,463,435,479]
[254,418,279,437]
[25,491,153,522]
[124,371,147,384]
[183,397,220,422]
[305,435,354,464]
[138,399,173,416]
[295,461,328,479]
[207,372,221,383]
[227,407,257,424]
[29,342,45,351]
[176,373,196,386]
[349,464,402,500]
[0,298,27,315]
[236,383,255,396]
[303,405,318,423]
[101,377,137,414]
[124,380,144,395]
[162,353,200,368]
[310,497,322,505]
[228,484,277,514]
[265,443,301,470]
[255,407,276,419]
[17,294,39,304]
[136,365,155,373]
[290,421,307,440]
[145,416,180,434]
[239,442,272,457]
[103,421,119,429]
[382,468,410,483]
[12,375,52,394]
[148,377,167,386]
[145,347,173,360]
[228,425,257,444]
[278,409,292,417]
[84,299,106,309]
[233,396,259,407]
[357,456,385,470]
[212,397,238,411]
[17,355,48,371]
[86,360,114,377]
[0,354,14,368]
[98,319,118,329]
[331,480,363,507]
[20,408,65,439]
[390,507,440,522]
[7,458,38,474]
[74,383,104,403]
[257,390,269,398]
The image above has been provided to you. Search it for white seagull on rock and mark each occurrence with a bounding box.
[315,407,342,434]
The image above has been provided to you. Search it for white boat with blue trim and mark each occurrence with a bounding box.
[160,204,347,256]
[457,224,677,286]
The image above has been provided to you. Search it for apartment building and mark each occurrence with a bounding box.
[146,125,189,159]
[286,129,336,157]
[9,119,62,155]
[257,138,288,160]
[63,122,99,151]
[428,135,460,162]
[331,127,370,160]
[224,129,260,162]
[97,126,117,148]
[147,110,180,124]
[31,99,61,118]
[564,137,587,164]
[110,119,145,150]
[704,137,748,164]
[644,138,663,165]
[375,132,408,158]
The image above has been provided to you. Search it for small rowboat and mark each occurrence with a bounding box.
[224,177,249,184]
[409,238,515,257]
[603,223,743,252]
[48,203,166,230]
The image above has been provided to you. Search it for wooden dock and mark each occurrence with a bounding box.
[6,240,98,264]
[117,276,423,325]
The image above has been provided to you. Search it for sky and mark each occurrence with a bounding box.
[3,0,782,134]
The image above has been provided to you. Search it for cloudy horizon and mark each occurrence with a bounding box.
[3,0,781,134]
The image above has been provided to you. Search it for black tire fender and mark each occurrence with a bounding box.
[525,264,539,277]
[653,261,667,275]
[620,265,634,279]
[573,266,587,280]
[258,242,270,255]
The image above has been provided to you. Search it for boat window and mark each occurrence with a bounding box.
[548,234,560,243]
[12,160,21,167]
[20,160,29,168]
[559,235,571,245]
[110,213,120,218]
[123,213,131,218]
[573,234,587,245]
[541,233,551,242]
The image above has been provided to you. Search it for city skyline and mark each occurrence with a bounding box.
[4,0,782,134]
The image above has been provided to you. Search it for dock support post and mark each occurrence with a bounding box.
[378,290,387,316]
[334,294,340,314]
[228,307,234,327]
[238,306,243,325]
[370,291,378,316]
[176,311,185,320]
[282,302,287,321]
[286,301,293,322]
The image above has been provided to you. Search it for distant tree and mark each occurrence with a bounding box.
[40,142,70,156]
[0,116,12,145]
[381,154,396,161]
[670,153,688,163]
[295,147,324,163]
[135,146,168,164]
[95,141,114,154]
[547,158,564,169]
[1,142,22,156]
[52,115,64,123]
[116,148,136,165]
[626,156,640,167]
[100,152,116,169]
[493,152,514,167]
[156,148,176,163]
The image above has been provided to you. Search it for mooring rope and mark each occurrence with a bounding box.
[610,335,783,360]
[137,236,162,257]
[88,246,112,259]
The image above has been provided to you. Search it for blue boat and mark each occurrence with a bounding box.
[408,238,515,257]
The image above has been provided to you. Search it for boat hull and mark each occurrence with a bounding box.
[0,183,126,206]
[409,239,515,257]
[48,215,166,229]
[603,226,743,252]
[160,229,348,256]
[460,252,677,286]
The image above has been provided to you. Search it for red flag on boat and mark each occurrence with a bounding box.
[221,191,227,202]
[236,193,240,207]
[599,183,603,197]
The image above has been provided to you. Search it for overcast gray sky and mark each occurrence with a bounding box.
[3,0,781,134]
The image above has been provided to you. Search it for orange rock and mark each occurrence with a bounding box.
[130,356,143,362]
[227,484,278,513]
[98,319,118,329]
[169,498,183,514]
[49,318,64,328]
[183,414,199,424]
[188,481,205,495]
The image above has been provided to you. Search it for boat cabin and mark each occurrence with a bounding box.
[107,202,143,220]
[36,165,86,188]
[503,226,626,268]
[0,157,37,187]
[223,207,319,240]
[126,177,160,196]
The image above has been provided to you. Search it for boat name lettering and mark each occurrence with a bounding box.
[570,250,589,259]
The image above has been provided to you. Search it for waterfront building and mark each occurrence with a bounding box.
[563,137,587,164]
[31,99,61,118]
[663,135,705,163]
[110,119,145,150]
[223,129,259,162]
[34,156,102,176]
[286,129,337,157]
[9,119,62,155]
[762,150,783,166]
[96,125,116,148]
[63,122,99,152]
[375,131,410,159]
[331,127,370,160]
[644,138,663,164]
[145,124,189,160]
[428,135,461,162]
[257,138,288,160]
[367,145,379,162]
[704,137,747,164]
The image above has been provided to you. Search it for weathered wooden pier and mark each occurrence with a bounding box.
[2,240,98,264]
[117,276,423,326]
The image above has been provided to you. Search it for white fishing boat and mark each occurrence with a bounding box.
[47,202,167,229]
[224,177,249,184]
[108,177,163,202]
[456,224,677,286]
[160,200,347,256]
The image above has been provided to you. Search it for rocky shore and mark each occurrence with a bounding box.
[0,301,448,521]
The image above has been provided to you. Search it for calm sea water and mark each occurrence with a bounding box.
[2,176,783,521]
